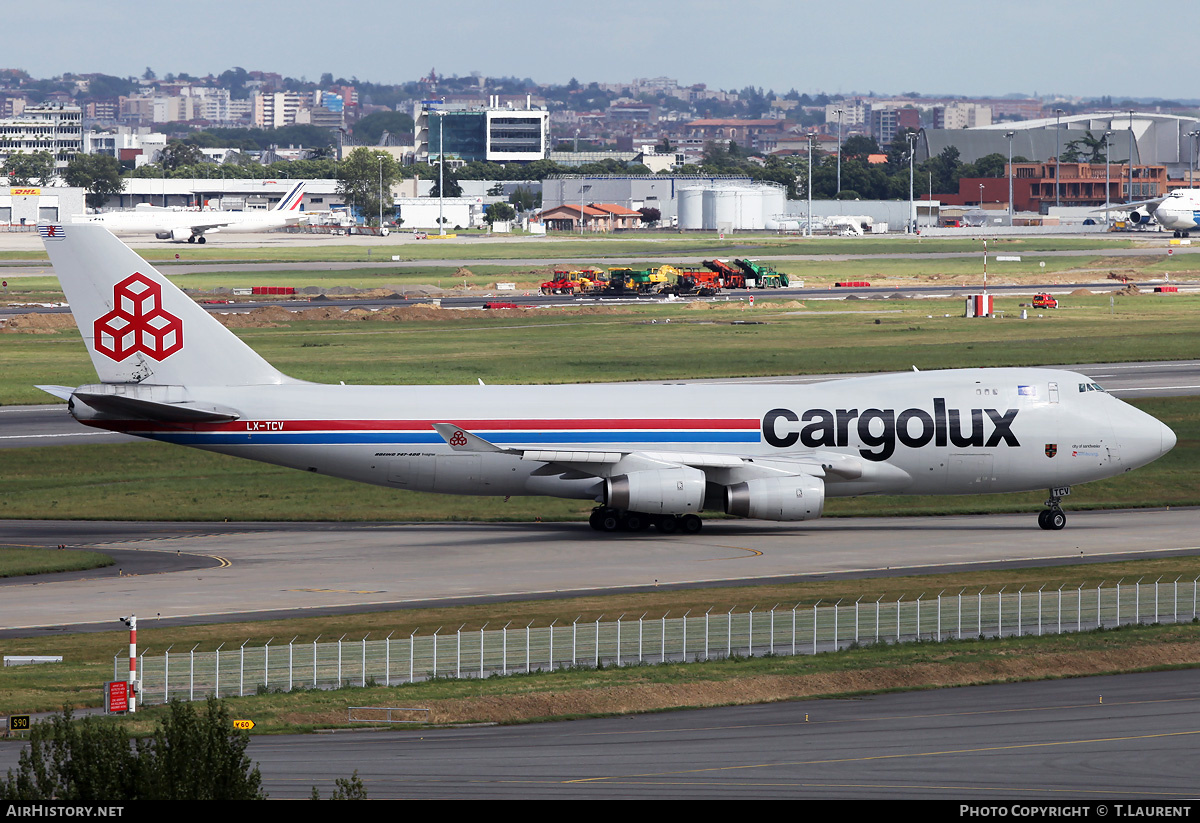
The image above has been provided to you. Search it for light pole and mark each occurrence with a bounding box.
[377,154,383,230]
[1055,109,1065,209]
[807,133,814,237]
[1128,109,1135,203]
[906,131,916,234]
[1005,131,1015,226]
[1103,131,1112,226]
[835,107,844,196]
[1188,129,1200,187]
[437,109,445,236]
[979,183,985,211]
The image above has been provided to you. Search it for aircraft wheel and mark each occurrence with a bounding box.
[1037,510,1051,530]
[656,515,679,535]
[623,512,649,531]
[187,236,196,244]
[589,509,606,531]
[198,236,206,244]
[1048,509,1067,530]
[680,514,703,534]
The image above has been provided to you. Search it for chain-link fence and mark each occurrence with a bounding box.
[118,578,1200,705]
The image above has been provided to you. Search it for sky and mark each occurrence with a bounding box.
[7,1,1194,102]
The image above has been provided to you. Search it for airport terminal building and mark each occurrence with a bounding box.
[919,111,1200,182]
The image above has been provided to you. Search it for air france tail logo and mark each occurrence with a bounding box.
[763,399,1020,461]
[94,273,183,361]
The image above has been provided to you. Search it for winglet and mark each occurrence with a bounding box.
[432,423,510,453]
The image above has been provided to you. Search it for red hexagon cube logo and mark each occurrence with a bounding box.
[94,273,183,361]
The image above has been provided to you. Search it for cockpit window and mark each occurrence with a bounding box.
[1079,383,1107,393]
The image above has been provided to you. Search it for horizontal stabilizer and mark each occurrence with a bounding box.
[72,391,240,423]
[35,384,76,401]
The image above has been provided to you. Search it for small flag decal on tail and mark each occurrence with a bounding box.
[38,225,66,240]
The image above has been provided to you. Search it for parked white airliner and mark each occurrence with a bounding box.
[37,225,1176,533]
[71,181,307,243]
[1119,188,1200,237]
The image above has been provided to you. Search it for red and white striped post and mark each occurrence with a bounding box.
[122,615,137,713]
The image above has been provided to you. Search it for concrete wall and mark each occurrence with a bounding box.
[0,186,86,225]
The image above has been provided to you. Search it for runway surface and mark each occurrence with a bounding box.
[2,507,1197,633]
[241,669,1200,799]
[3,669,1189,799]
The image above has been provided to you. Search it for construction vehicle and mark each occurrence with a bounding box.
[656,264,723,296]
[702,259,747,289]
[540,268,604,295]
[734,259,790,289]
[600,267,668,295]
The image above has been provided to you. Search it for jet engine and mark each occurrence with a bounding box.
[724,475,825,521]
[1127,210,1151,225]
[155,227,195,241]
[604,467,705,514]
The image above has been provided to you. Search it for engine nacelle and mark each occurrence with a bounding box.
[156,227,195,241]
[1128,210,1151,225]
[724,475,825,521]
[604,467,705,514]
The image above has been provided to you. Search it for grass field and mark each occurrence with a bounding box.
[0,546,113,577]
[0,233,1142,264]
[2,555,1197,726]
[2,291,1197,520]
[4,291,1200,405]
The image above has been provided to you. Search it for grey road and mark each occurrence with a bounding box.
[239,669,1200,799]
[2,507,1197,633]
[3,669,1188,799]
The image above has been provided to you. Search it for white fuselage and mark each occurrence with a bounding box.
[70,368,1173,504]
[72,209,300,237]
[1152,190,1200,232]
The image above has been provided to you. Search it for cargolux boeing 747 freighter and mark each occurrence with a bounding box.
[36,224,1176,534]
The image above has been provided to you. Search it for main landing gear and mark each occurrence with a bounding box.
[589,506,703,535]
[1037,493,1067,531]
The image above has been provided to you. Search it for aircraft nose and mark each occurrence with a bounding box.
[1161,421,1177,455]
[1108,400,1175,469]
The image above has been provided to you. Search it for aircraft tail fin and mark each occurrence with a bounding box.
[274,181,306,212]
[41,223,292,387]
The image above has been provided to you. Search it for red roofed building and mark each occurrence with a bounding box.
[536,203,609,232]
[536,203,643,232]
[589,203,642,229]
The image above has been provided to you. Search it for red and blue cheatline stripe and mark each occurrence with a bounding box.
[95,417,763,446]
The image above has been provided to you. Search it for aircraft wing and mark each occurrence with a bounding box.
[185,219,237,232]
[1092,197,1164,213]
[431,423,876,482]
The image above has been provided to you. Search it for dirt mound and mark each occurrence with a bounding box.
[761,300,805,309]
[455,267,474,279]
[1116,284,1142,296]
[213,310,285,329]
[0,313,76,333]
[1071,288,1094,296]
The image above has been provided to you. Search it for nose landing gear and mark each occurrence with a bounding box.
[1038,492,1067,530]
